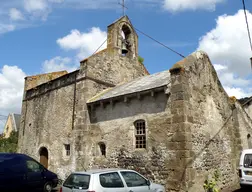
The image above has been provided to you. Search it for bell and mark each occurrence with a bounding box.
[122,42,128,54]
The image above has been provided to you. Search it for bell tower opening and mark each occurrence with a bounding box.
[121,24,131,56]
[107,16,138,59]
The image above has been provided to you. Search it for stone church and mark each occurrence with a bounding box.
[18,16,252,191]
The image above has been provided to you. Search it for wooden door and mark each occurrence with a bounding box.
[39,147,48,168]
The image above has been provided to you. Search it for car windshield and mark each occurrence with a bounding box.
[63,174,90,189]
[244,154,252,168]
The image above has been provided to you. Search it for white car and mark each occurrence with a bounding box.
[60,168,165,192]
[239,149,252,188]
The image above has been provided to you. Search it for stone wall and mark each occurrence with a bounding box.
[80,16,148,87]
[18,15,149,180]
[18,46,252,191]
[18,80,76,179]
[176,51,252,191]
[83,51,252,191]
[244,101,252,120]
[81,49,148,86]
[86,91,173,187]
[72,76,111,171]
[18,38,149,180]
[25,71,68,91]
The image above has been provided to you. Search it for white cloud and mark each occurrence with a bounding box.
[214,64,252,99]
[198,10,252,76]
[0,24,15,34]
[9,8,25,21]
[0,0,159,34]
[213,64,227,71]
[0,65,26,132]
[223,86,252,99]
[23,0,50,21]
[23,0,63,21]
[213,64,251,87]
[24,0,48,12]
[57,27,107,59]
[163,0,225,12]
[198,10,252,99]
[42,56,77,73]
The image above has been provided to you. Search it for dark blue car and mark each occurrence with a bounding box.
[0,153,58,192]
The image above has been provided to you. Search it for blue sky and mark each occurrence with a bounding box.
[0,0,252,131]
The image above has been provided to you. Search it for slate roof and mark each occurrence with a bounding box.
[239,96,252,106]
[88,70,170,103]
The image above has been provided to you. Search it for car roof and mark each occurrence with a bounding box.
[241,149,252,153]
[0,153,27,157]
[73,168,136,175]
[0,153,32,161]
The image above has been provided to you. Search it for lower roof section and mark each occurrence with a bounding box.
[87,70,170,104]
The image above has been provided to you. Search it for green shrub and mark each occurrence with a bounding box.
[138,56,144,64]
[0,131,18,152]
[203,170,220,192]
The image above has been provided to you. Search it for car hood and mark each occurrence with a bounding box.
[45,169,58,179]
[150,182,165,191]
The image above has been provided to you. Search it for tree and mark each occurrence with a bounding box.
[0,131,18,152]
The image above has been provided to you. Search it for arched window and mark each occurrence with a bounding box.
[99,142,106,157]
[121,25,131,40]
[134,120,146,149]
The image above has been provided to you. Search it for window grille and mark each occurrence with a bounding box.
[134,120,146,149]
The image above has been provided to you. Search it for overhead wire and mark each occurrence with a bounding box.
[133,27,185,58]
[123,0,185,58]
[91,39,107,56]
[77,38,107,69]
[0,119,5,123]
[242,0,252,52]
[88,27,186,60]
[84,2,185,62]
[242,0,252,51]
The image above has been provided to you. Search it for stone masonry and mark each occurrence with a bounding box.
[18,15,252,192]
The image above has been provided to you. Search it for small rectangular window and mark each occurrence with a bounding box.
[64,144,71,156]
[135,120,146,149]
